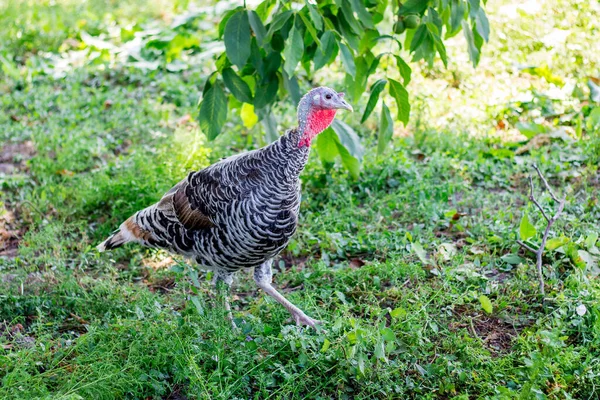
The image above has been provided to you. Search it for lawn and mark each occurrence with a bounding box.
[1,0,599,399]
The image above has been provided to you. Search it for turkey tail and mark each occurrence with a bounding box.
[97,216,151,252]
[97,230,128,252]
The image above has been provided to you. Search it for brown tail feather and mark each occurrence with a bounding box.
[97,230,127,252]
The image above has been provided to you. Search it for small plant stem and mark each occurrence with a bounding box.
[517,166,566,298]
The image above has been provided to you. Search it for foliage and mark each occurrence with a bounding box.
[0,0,600,398]
[197,0,490,172]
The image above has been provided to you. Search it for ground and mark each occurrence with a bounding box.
[1,0,599,399]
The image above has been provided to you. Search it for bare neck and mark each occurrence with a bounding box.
[297,107,337,148]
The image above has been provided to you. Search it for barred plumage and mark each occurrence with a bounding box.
[97,87,353,327]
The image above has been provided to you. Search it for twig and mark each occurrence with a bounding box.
[517,165,566,298]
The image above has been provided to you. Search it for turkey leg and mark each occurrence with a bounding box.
[213,270,237,329]
[253,259,321,328]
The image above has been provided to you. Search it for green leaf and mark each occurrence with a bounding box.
[305,1,323,30]
[198,84,228,141]
[283,71,301,105]
[546,236,570,251]
[224,10,251,69]
[377,102,394,155]
[400,0,429,15]
[515,122,548,139]
[381,327,396,342]
[448,0,467,38]
[519,212,537,241]
[388,79,410,125]
[390,307,406,319]
[395,56,412,85]
[412,242,429,265]
[254,79,278,109]
[218,6,244,38]
[374,340,387,362]
[361,79,387,123]
[314,31,337,70]
[501,254,523,265]
[320,338,331,352]
[316,128,339,164]
[222,68,252,103]
[339,43,356,78]
[340,0,362,35]
[432,34,448,67]
[283,18,304,77]
[298,10,320,46]
[248,10,267,46]
[479,295,493,314]
[349,0,374,29]
[462,20,480,67]
[410,25,435,65]
[335,141,361,179]
[259,109,278,142]
[331,119,365,159]
[266,10,293,40]
[474,8,489,42]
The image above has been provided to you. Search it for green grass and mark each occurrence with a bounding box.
[1,0,600,399]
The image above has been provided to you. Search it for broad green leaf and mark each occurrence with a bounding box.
[339,43,356,77]
[266,10,293,40]
[283,71,301,105]
[260,109,278,142]
[462,20,480,67]
[585,233,598,250]
[474,8,489,42]
[377,102,394,155]
[298,10,320,46]
[390,307,407,319]
[305,1,323,30]
[501,254,523,265]
[515,122,548,139]
[198,84,228,141]
[412,242,429,265]
[432,33,448,67]
[448,0,467,38]
[468,0,480,17]
[411,25,435,65]
[335,140,361,179]
[314,31,337,70]
[248,10,267,45]
[241,103,258,128]
[361,79,387,123]
[191,296,204,315]
[388,79,410,125]
[479,295,493,314]
[224,10,251,69]
[331,119,365,159]
[218,6,243,38]
[222,68,252,103]
[519,212,537,241]
[395,55,412,85]
[340,0,362,35]
[316,128,339,164]
[254,79,278,109]
[400,0,429,15]
[345,56,368,100]
[349,0,374,29]
[283,18,304,77]
[320,338,331,352]
[546,236,570,251]
[374,340,387,362]
[381,327,396,342]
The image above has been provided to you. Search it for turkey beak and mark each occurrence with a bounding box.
[336,93,353,112]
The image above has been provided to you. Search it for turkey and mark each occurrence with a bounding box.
[97,87,353,328]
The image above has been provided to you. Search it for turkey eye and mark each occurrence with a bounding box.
[325,94,332,99]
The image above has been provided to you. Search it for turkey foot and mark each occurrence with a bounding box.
[254,260,320,329]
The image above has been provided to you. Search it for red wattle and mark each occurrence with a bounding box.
[298,109,337,148]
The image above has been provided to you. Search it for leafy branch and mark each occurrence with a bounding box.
[517,164,566,298]
[197,0,489,174]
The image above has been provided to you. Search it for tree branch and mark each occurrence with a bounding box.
[519,166,566,298]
